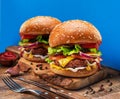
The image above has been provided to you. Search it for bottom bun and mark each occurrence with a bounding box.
[22,53,45,62]
[50,65,98,77]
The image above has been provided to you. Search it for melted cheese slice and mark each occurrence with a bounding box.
[86,65,91,71]
[58,56,74,67]
[24,50,48,59]
[29,54,34,58]
[50,63,97,72]
[50,64,64,70]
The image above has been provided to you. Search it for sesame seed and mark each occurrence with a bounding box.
[62,34,65,37]
[83,36,85,39]
[89,36,92,39]
[78,29,81,32]
[66,40,70,43]
[34,25,38,29]
[46,31,49,34]
[32,29,35,31]
[42,28,45,31]
[27,28,30,32]
[81,32,83,35]
[67,36,69,38]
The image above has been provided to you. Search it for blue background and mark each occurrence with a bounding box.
[0,0,120,70]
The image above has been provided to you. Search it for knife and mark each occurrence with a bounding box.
[17,77,75,99]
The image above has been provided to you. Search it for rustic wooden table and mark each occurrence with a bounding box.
[0,67,42,99]
[0,66,120,99]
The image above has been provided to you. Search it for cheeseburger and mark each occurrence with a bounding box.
[19,16,61,62]
[47,20,102,77]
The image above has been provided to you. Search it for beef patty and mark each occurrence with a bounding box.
[32,47,47,55]
[25,47,47,56]
[54,59,87,68]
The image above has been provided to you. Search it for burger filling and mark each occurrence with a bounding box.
[19,35,49,59]
[46,44,102,72]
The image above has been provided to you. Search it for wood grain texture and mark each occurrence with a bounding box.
[18,57,107,90]
[0,67,41,99]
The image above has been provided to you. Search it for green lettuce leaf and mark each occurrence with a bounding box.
[48,44,102,56]
[48,47,57,54]
[36,35,48,44]
[18,39,29,46]
[97,51,102,56]
[67,44,82,55]
[45,57,52,63]
[89,48,102,56]
[89,48,97,53]
[48,44,82,56]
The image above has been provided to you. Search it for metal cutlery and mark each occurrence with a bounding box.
[0,74,51,99]
[17,77,75,99]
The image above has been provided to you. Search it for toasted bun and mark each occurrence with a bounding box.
[20,16,61,35]
[50,64,98,77]
[49,20,102,47]
[22,53,45,63]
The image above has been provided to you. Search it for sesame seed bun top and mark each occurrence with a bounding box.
[49,20,102,47]
[19,16,61,35]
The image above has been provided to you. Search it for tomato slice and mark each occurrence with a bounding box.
[49,55,66,60]
[21,35,37,39]
[81,43,99,49]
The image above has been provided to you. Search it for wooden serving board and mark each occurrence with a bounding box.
[2,46,119,99]
[18,57,107,90]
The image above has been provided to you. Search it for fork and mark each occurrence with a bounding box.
[0,74,50,99]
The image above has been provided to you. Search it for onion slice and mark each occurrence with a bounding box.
[79,52,92,58]
[25,42,39,48]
